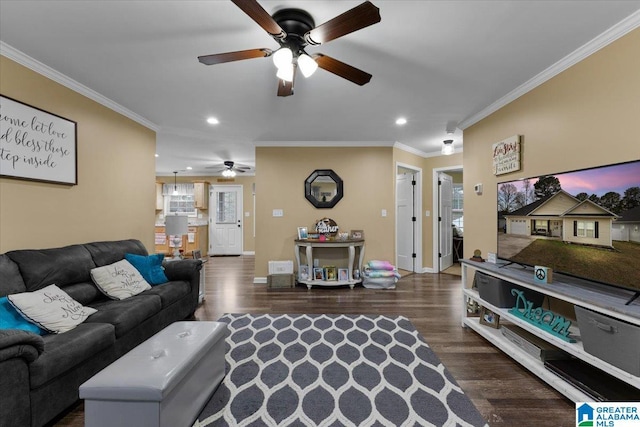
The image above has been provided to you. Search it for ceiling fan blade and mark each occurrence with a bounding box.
[231,0,286,40]
[314,54,372,86]
[198,48,272,65]
[304,1,381,46]
[277,64,297,97]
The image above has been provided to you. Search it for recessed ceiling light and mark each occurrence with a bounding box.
[186,166,193,170]
[155,153,159,157]
[206,117,219,125]
[395,117,407,125]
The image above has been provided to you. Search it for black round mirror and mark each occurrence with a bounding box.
[304,169,343,208]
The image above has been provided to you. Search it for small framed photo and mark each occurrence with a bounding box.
[350,229,364,240]
[297,227,309,240]
[479,306,500,328]
[192,249,202,260]
[299,265,309,281]
[313,267,325,281]
[466,297,480,317]
[324,266,337,281]
[338,268,349,282]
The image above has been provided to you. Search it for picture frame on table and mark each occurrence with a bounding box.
[324,266,337,281]
[350,230,364,240]
[313,267,325,281]
[338,268,349,282]
[479,306,500,328]
[297,227,309,240]
[192,249,201,260]
[299,265,309,281]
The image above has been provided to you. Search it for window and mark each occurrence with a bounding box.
[452,184,464,233]
[166,194,196,216]
[575,220,598,238]
[452,184,464,211]
[216,191,237,224]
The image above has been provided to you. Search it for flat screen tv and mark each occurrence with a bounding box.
[497,159,640,302]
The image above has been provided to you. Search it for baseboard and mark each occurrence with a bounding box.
[243,251,255,256]
[253,277,267,284]
[421,267,436,274]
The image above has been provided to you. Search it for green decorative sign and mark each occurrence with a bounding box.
[508,289,575,343]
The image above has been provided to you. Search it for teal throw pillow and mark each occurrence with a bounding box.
[124,253,168,285]
[0,296,48,335]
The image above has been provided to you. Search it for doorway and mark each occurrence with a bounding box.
[432,165,463,273]
[395,163,422,273]
[209,185,243,255]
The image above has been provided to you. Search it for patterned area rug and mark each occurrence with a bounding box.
[194,314,488,427]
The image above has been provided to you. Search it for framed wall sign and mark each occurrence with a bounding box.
[0,95,77,185]
[492,135,521,176]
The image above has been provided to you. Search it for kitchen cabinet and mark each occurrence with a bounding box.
[194,181,209,210]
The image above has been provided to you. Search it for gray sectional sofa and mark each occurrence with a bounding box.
[0,239,202,427]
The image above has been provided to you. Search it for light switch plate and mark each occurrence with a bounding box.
[272,209,283,217]
[381,209,387,217]
[245,212,250,217]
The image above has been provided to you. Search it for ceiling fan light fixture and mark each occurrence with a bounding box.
[272,47,293,69]
[276,63,295,82]
[298,53,318,78]
[442,139,454,156]
[222,169,236,178]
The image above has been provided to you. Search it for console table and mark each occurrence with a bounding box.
[461,259,640,401]
[294,239,365,289]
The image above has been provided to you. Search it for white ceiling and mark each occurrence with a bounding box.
[1,1,639,176]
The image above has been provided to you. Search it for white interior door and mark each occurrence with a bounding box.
[396,173,414,271]
[439,173,453,271]
[210,185,243,255]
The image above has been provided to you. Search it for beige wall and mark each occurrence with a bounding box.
[463,28,640,259]
[0,57,156,252]
[155,175,256,253]
[255,146,395,278]
[254,145,464,278]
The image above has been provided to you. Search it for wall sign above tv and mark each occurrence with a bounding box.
[492,135,521,176]
[497,159,640,295]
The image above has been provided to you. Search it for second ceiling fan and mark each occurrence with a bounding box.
[198,0,381,96]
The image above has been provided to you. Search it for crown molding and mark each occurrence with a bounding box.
[0,41,159,132]
[254,141,396,148]
[458,9,640,130]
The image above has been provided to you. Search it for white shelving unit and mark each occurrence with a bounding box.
[461,260,640,401]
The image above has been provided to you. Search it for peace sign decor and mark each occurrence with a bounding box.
[533,266,553,284]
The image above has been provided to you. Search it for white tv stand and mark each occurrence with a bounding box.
[461,259,640,402]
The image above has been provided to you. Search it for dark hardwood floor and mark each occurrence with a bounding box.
[53,256,575,426]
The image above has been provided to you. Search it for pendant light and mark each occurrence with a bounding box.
[172,171,179,195]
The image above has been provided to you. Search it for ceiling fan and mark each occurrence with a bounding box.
[207,161,252,177]
[198,0,381,96]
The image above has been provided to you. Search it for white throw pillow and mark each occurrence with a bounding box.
[90,259,151,300]
[7,284,97,334]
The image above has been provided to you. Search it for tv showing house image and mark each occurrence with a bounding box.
[497,160,640,292]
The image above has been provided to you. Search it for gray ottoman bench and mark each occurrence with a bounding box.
[79,321,227,427]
